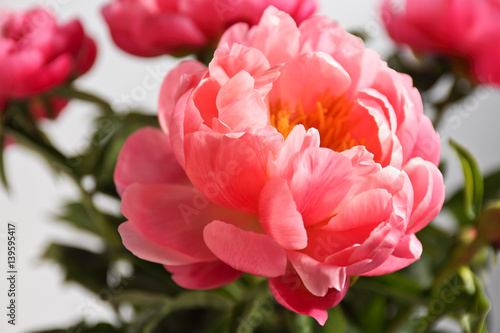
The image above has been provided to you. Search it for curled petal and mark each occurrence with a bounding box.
[203,221,287,278]
[404,158,445,233]
[269,267,349,326]
[361,234,423,276]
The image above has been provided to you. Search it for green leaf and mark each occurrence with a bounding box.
[55,201,99,234]
[360,296,386,333]
[71,112,159,197]
[124,290,233,333]
[127,302,171,333]
[445,168,500,226]
[449,139,484,220]
[468,275,491,333]
[286,312,314,333]
[322,307,348,333]
[42,243,109,294]
[228,280,273,333]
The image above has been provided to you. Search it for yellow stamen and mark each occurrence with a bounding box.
[270,90,362,152]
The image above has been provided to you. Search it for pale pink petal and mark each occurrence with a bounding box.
[121,183,227,264]
[164,261,242,290]
[209,43,277,94]
[343,215,406,275]
[114,127,188,196]
[269,52,351,113]
[158,60,206,133]
[119,221,204,265]
[269,125,320,178]
[361,234,423,276]
[409,116,441,166]
[192,78,221,127]
[258,178,307,250]
[184,131,274,214]
[283,147,353,225]
[216,71,269,131]
[324,189,393,232]
[244,6,301,66]
[404,158,445,234]
[287,251,347,296]
[355,166,414,221]
[203,220,287,278]
[269,267,349,326]
[298,15,364,90]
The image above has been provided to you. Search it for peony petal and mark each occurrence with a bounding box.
[269,267,349,326]
[361,234,422,276]
[184,131,275,214]
[269,52,351,113]
[258,178,307,250]
[270,125,320,178]
[121,183,256,264]
[404,158,445,234]
[158,60,207,133]
[209,43,276,92]
[287,251,347,296]
[165,261,242,290]
[344,215,406,275]
[409,116,441,166]
[298,15,364,92]
[240,6,300,66]
[283,147,353,225]
[216,71,269,131]
[114,127,188,196]
[203,220,287,278]
[119,221,203,265]
[324,189,393,232]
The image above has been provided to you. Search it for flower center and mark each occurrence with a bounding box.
[270,91,361,152]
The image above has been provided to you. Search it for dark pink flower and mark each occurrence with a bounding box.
[381,0,500,86]
[0,8,97,99]
[101,0,317,57]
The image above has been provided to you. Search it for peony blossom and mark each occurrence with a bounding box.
[101,0,317,57]
[381,0,500,86]
[0,8,97,117]
[116,7,445,324]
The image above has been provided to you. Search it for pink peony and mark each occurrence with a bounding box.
[116,7,445,324]
[381,0,500,86]
[0,8,96,100]
[101,0,317,57]
[0,8,96,146]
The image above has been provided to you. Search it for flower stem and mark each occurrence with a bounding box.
[430,237,483,291]
[53,86,115,116]
[5,120,122,250]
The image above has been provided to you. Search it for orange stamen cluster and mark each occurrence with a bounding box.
[270,91,361,152]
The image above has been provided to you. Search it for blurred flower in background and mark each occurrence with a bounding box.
[381,0,500,86]
[0,8,97,119]
[101,0,318,58]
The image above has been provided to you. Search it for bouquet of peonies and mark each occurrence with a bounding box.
[1,0,499,332]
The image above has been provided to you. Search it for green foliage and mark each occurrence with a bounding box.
[42,244,110,294]
[449,139,484,220]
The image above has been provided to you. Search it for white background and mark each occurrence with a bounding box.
[1,0,499,332]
